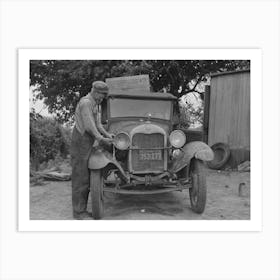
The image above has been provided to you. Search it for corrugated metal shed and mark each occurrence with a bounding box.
[208,70,250,166]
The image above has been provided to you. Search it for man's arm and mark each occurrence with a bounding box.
[96,111,112,138]
[79,100,105,142]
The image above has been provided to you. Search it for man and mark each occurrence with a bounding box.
[71,81,113,220]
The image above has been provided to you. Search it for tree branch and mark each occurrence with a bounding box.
[193,89,204,94]
[184,75,203,94]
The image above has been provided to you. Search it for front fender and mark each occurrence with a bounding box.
[88,148,112,169]
[169,141,214,173]
[88,148,129,182]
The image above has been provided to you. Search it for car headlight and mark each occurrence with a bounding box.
[172,149,183,159]
[169,130,186,148]
[113,132,130,150]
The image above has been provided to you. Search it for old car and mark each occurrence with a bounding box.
[89,90,214,219]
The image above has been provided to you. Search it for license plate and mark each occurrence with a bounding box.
[139,150,162,161]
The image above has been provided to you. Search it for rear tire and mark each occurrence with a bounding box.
[189,159,207,214]
[90,169,104,219]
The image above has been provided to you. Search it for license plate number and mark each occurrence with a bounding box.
[139,150,162,161]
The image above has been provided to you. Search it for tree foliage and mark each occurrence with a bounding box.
[30,60,250,123]
[30,110,72,170]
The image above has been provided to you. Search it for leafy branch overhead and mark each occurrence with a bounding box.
[30,60,250,123]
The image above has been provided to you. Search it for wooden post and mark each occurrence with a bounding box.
[203,85,210,144]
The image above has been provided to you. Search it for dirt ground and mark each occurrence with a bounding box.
[30,169,250,220]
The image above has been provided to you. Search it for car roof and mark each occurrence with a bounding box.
[108,90,177,100]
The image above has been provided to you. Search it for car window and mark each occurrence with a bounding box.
[109,98,172,120]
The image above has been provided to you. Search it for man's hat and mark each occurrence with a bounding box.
[92,81,109,94]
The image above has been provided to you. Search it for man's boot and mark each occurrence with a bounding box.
[73,211,92,220]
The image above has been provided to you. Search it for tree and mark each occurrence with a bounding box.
[30,113,71,170]
[30,60,249,123]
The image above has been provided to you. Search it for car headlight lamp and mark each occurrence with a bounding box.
[172,149,183,159]
[169,130,186,148]
[113,132,130,150]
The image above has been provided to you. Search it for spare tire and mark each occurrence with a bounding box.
[207,142,230,170]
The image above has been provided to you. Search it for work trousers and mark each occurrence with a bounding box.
[71,127,95,214]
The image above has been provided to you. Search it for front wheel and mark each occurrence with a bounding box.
[189,159,207,214]
[90,169,104,219]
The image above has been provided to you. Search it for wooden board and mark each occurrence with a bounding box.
[106,75,150,92]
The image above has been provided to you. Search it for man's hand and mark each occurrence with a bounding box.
[106,133,115,139]
[99,137,114,148]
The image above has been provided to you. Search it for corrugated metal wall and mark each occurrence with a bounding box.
[208,72,250,151]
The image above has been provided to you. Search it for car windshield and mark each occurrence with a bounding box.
[109,98,172,120]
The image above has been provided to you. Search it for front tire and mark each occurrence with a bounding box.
[189,159,207,214]
[90,169,104,219]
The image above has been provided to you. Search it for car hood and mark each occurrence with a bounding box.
[108,120,171,136]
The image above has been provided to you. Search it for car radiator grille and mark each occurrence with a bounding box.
[131,133,165,173]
